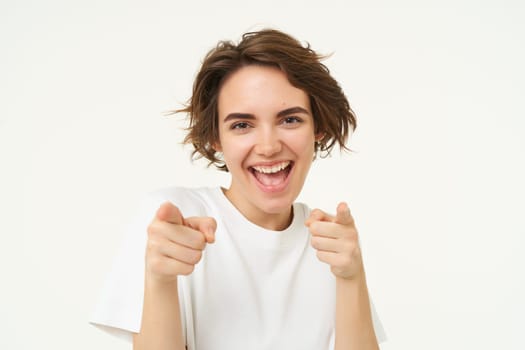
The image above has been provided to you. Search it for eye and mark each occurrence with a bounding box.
[282,116,303,125]
[231,122,251,130]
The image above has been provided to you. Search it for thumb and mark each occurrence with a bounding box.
[156,202,185,225]
[335,202,354,225]
[184,216,217,244]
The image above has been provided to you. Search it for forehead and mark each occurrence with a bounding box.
[217,65,310,116]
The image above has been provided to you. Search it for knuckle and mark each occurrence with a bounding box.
[208,219,217,232]
[309,222,319,234]
[147,221,164,238]
[190,250,202,264]
[147,222,157,236]
[347,227,357,238]
[316,250,323,260]
[185,249,201,265]
[146,238,161,253]
[180,264,195,276]
[194,234,206,248]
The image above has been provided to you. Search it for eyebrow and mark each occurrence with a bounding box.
[223,106,310,123]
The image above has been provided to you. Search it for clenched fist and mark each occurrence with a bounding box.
[146,201,216,283]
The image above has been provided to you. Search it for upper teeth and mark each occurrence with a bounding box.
[252,161,290,174]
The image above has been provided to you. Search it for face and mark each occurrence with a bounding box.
[215,65,319,229]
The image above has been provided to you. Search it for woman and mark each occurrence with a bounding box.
[91,29,386,350]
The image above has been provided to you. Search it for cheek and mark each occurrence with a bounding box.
[220,136,252,166]
[290,132,316,155]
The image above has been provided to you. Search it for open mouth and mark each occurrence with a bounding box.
[249,161,293,190]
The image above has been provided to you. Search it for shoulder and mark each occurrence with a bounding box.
[141,186,217,217]
[293,201,312,220]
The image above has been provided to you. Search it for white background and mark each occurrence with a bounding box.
[1,0,524,349]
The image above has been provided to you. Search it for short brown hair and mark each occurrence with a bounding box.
[176,29,356,171]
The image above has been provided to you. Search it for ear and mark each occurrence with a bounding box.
[314,132,325,142]
[212,141,222,152]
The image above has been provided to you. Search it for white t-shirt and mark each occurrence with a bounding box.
[90,186,386,349]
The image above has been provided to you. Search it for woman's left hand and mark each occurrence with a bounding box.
[305,202,364,280]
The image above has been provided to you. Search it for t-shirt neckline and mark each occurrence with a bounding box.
[209,187,307,249]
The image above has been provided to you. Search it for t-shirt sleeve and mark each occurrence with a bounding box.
[88,191,188,343]
[371,299,387,343]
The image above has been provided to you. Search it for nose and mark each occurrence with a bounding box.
[254,127,282,157]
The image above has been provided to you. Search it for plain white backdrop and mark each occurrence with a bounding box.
[1,0,524,349]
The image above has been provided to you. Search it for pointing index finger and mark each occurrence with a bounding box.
[156,202,185,225]
[305,208,334,227]
[335,202,354,226]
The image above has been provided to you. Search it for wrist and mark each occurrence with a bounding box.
[336,265,366,283]
[145,274,179,292]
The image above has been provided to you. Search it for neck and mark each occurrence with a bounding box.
[252,208,293,231]
[222,187,293,231]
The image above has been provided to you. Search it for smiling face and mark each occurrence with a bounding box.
[216,65,319,230]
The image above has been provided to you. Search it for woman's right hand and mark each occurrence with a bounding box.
[145,201,216,283]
